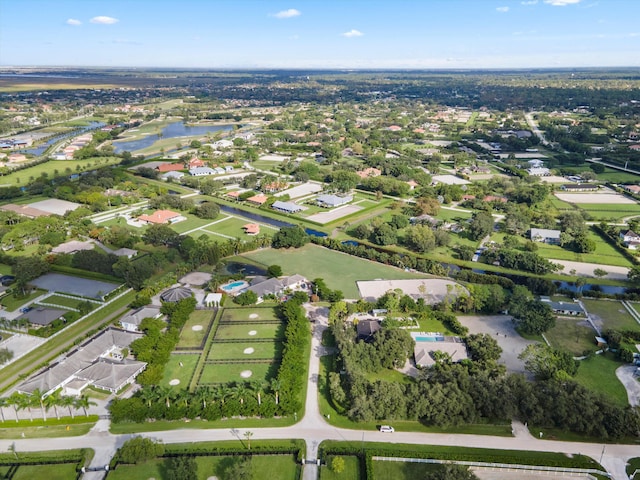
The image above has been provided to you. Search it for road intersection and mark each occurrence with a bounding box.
[0,306,637,480]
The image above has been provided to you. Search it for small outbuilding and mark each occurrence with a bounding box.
[160,287,193,303]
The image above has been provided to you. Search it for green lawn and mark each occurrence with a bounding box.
[0,418,95,439]
[165,213,219,234]
[39,294,88,310]
[534,231,632,267]
[574,353,629,407]
[582,299,640,332]
[221,307,279,322]
[200,216,279,238]
[1,289,47,312]
[178,310,214,348]
[0,263,12,275]
[161,354,200,389]
[214,323,284,340]
[373,460,441,480]
[208,341,282,360]
[546,318,598,356]
[199,362,276,384]
[0,157,122,186]
[12,463,80,480]
[241,244,428,298]
[321,456,361,480]
[106,459,163,480]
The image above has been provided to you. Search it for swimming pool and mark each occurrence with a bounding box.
[414,336,444,342]
[220,280,248,292]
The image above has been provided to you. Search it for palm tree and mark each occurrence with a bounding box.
[156,386,174,409]
[44,391,61,421]
[214,384,231,405]
[270,379,282,405]
[75,395,96,417]
[139,387,157,408]
[195,386,212,410]
[31,389,46,422]
[15,393,34,422]
[251,381,266,406]
[175,390,190,410]
[232,382,249,405]
[0,397,8,422]
[244,431,253,450]
[8,393,22,423]
[60,395,75,419]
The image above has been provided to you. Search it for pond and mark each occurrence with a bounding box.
[222,262,267,276]
[113,121,233,153]
[19,121,105,156]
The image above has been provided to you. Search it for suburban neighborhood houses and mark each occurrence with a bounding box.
[0,66,639,480]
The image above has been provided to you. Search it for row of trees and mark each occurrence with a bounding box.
[0,390,95,422]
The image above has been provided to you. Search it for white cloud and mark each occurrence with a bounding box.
[543,0,581,5]
[341,29,364,38]
[66,18,82,26]
[90,16,119,24]
[272,9,301,19]
[496,6,510,12]
[521,0,538,4]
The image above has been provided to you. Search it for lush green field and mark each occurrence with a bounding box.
[321,456,361,480]
[40,294,89,310]
[241,244,427,298]
[160,354,199,389]
[373,460,441,480]
[0,418,96,439]
[1,288,47,312]
[534,231,632,267]
[200,215,279,238]
[208,341,282,360]
[574,353,629,407]
[178,310,214,348]
[582,299,640,331]
[214,323,284,340]
[199,362,276,384]
[221,307,279,322]
[0,157,121,186]
[546,318,597,356]
[12,463,80,480]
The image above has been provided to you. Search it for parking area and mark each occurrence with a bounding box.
[457,315,536,374]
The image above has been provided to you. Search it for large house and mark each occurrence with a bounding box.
[138,209,185,225]
[412,334,469,368]
[17,327,146,396]
[233,274,308,303]
[540,297,584,316]
[272,200,303,214]
[120,306,162,332]
[189,167,216,177]
[530,228,561,245]
[316,194,353,208]
[620,230,640,250]
[17,307,68,327]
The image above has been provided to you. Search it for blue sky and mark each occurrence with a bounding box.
[1,0,638,69]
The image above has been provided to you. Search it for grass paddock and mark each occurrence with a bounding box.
[161,354,199,389]
[214,323,284,340]
[208,341,282,360]
[199,362,276,384]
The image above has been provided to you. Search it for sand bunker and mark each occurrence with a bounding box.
[248,330,257,336]
[243,347,255,354]
[240,370,253,378]
[249,313,259,319]
[191,325,203,331]
[169,379,180,386]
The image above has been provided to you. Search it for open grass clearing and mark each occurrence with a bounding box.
[221,307,279,322]
[582,299,640,332]
[545,317,597,356]
[178,310,214,348]
[199,361,276,384]
[214,323,284,340]
[39,294,88,310]
[0,157,121,187]
[203,215,278,238]
[12,463,80,480]
[160,353,200,389]
[0,288,47,312]
[0,418,96,439]
[533,232,632,267]
[574,352,629,407]
[208,341,282,360]
[373,460,441,480]
[241,244,427,298]
[321,455,361,480]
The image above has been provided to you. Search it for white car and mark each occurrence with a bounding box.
[379,425,394,433]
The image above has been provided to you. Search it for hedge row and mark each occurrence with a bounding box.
[274,297,311,415]
[50,264,123,284]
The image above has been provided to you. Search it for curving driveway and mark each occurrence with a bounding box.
[616,365,640,407]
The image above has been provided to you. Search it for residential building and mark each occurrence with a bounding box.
[527,167,551,176]
[189,167,216,176]
[413,335,469,368]
[356,167,382,179]
[51,240,95,255]
[246,193,268,206]
[620,230,640,249]
[623,185,640,195]
[530,228,561,245]
[356,320,381,342]
[138,209,185,225]
[272,200,303,214]
[242,223,260,235]
[17,307,68,327]
[120,306,162,332]
[540,298,584,316]
[316,194,353,208]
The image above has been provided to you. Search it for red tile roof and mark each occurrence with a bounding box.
[138,209,181,224]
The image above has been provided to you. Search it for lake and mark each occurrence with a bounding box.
[113,121,233,153]
[20,121,105,156]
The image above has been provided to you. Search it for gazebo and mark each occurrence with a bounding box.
[160,286,193,303]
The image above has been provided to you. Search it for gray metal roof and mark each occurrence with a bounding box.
[18,308,68,326]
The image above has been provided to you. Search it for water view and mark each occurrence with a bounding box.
[113,121,233,153]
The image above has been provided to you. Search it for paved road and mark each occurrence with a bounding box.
[525,112,549,146]
[0,304,638,480]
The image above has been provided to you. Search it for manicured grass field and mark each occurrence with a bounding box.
[582,299,640,332]
[574,353,629,407]
[321,456,361,480]
[241,244,427,298]
[221,307,279,322]
[161,354,200,389]
[0,419,95,439]
[534,231,632,267]
[214,323,284,340]
[199,362,275,384]
[0,157,121,186]
[106,459,162,480]
[40,294,89,310]
[12,463,80,480]
[163,213,218,234]
[373,460,441,479]
[178,310,214,348]
[208,341,282,360]
[546,318,597,356]
[1,289,47,312]
[201,216,279,238]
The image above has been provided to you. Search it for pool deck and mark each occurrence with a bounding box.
[218,280,249,296]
